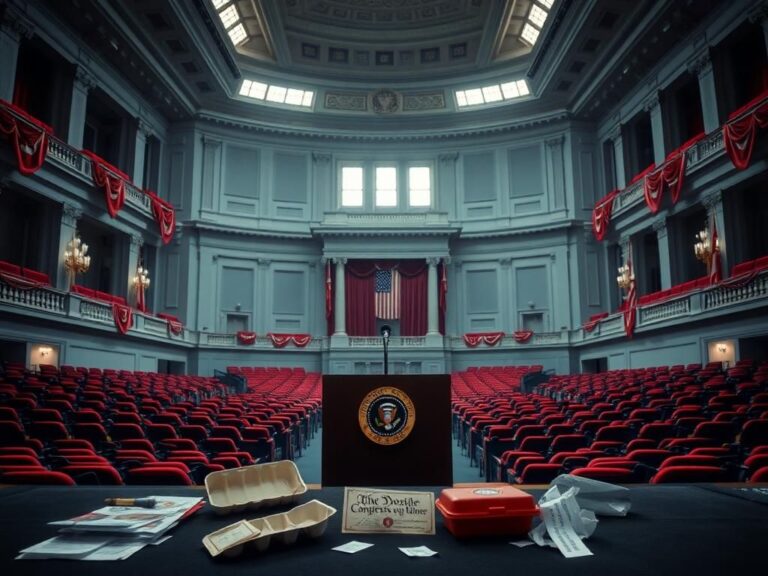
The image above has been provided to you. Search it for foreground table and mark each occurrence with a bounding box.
[0,484,766,576]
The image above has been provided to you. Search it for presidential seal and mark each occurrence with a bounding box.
[358,386,415,446]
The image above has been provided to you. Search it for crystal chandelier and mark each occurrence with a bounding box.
[63,234,90,287]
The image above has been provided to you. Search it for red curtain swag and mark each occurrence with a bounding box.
[582,312,609,333]
[166,318,183,336]
[267,333,312,348]
[513,330,534,343]
[112,303,133,335]
[463,332,505,347]
[709,219,722,285]
[592,190,618,241]
[237,331,257,345]
[0,100,53,176]
[145,190,176,245]
[623,283,637,339]
[82,150,129,218]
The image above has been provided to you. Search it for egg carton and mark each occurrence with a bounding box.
[205,460,308,515]
[202,499,337,558]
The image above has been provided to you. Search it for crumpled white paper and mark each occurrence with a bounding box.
[527,474,633,558]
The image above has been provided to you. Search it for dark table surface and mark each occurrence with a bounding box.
[1,483,767,576]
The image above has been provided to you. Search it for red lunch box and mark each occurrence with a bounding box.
[435,484,540,538]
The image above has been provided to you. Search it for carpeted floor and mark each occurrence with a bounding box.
[294,427,481,486]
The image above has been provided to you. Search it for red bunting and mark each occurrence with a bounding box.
[723,96,768,170]
[267,333,312,348]
[112,303,133,335]
[623,251,637,339]
[709,219,721,285]
[582,312,609,333]
[463,332,505,347]
[643,169,664,213]
[325,261,332,320]
[439,261,448,313]
[167,319,183,336]
[0,100,53,176]
[145,190,176,245]
[82,150,129,218]
[237,331,257,345]
[513,330,533,343]
[592,191,618,241]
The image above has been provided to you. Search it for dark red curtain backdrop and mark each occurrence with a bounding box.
[344,260,427,336]
[399,260,427,336]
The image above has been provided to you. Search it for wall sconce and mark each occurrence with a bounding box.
[616,263,634,290]
[38,346,52,358]
[694,224,718,265]
[717,343,727,354]
[63,233,91,288]
[133,265,150,312]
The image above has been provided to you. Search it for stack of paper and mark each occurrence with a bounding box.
[17,495,203,561]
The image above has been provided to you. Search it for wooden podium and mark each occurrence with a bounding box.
[322,374,453,486]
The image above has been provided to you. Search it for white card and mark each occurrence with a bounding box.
[332,541,374,554]
[399,545,438,557]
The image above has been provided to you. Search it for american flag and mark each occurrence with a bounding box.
[375,268,400,320]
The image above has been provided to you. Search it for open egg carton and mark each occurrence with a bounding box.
[202,499,337,558]
[205,460,308,515]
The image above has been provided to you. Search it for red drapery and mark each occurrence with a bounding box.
[145,190,176,245]
[82,150,129,218]
[136,285,147,313]
[0,100,53,176]
[0,270,44,290]
[623,250,637,339]
[592,190,618,241]
[709,219,721,285]
[463,332,505,347]
[345,260,427,336]
[268,333,312,348]
[723,91,768,170]
[112,303,133,335]
[237,331,257,345]
[325,261,335,336]
[513,329,534,343]
[582,312,609,333]
[166,318,183,336]
[439,261,447,335]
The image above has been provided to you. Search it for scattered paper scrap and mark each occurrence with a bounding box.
[332,541,374,554]
[529,485,596,558]
[510,540,535,548]
[550,474,632,517]
[399,546,438,557]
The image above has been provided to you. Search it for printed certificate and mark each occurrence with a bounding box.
[341,487,435,535]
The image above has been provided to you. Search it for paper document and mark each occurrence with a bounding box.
[332,541,374,554]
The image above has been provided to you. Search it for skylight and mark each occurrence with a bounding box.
[455,79,530,108]
[239,79,315,109]
[209,0,248,47]
[519,0,555,47]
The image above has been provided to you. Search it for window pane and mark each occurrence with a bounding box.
[529,5,548,27]
[285,88,304,105]
[500,81,520,99]
[466,88,484,105]
[248,81,267,99]
[228,23,247,45]
[409,166,431,207]
[239,79,252,96]
[455,91,468,107]
[302,91,314,107]
[211,0,229,9]
[516,79,530,96]
[266,85,287,103]
[482,85,503,102]
[342,167,363,207]
[219,5,239,28]
[375,167,397,207]
[521,23,540,45]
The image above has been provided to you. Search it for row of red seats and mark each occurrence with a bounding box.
[0,260,50,285]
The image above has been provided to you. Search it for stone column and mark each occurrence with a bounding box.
[653,217,671,290]
[56,203,82,290]
[688,52,719,134]
[132,119,152,188]
[0,11,33,102]
[333,257,347,336]
[610,126,627,189]
[426,258,440,335]
[68,66,96,149]
[645,92,666,165]
[127,234,143,307]
[312,152,332,220]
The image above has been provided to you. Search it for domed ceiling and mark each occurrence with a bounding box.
[231,0,541,81]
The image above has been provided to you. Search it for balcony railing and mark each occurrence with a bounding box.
[1,270,767,352]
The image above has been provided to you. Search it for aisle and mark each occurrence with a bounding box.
[293,427,481,486]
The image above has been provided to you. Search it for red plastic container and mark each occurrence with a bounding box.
[435,484,539,538]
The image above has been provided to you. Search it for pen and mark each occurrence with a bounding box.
[104,497,157,508]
